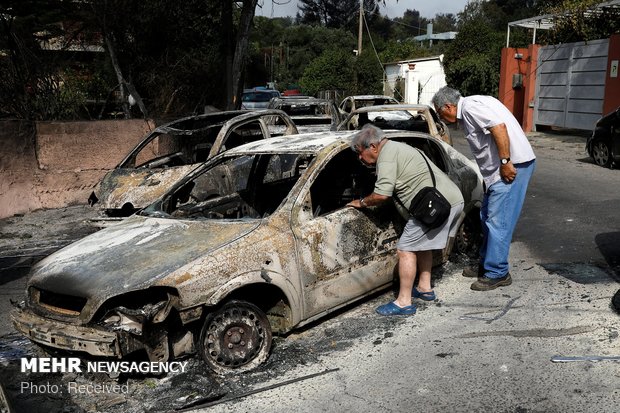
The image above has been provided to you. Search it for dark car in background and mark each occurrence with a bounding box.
[587,106,620,168]
[241,89,281,110]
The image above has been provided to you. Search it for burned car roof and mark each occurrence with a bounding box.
[337,104,452,145]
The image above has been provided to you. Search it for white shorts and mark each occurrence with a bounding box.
[396,202,464,252]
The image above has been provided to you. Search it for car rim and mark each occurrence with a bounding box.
[593,141,610,166]
[200,301,272,373]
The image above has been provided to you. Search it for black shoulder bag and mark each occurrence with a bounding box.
[396,149,451,229]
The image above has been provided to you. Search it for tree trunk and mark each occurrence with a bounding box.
[229,0,258,110]
[223,1,233,110]
[103,33,131,119]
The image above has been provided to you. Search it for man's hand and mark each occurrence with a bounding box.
[347,199,364,208]
[500,162,517,183]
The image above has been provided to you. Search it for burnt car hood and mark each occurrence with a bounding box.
[28,215,259,304]
[96,166,197,210]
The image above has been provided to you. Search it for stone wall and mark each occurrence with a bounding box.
[0,119,154,219]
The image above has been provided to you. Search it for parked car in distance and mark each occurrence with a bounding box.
[337,104,452,145]
[586,106,620,168]
[88,110,298,222]
[339,94,399,116]
[13,130,483,375]
[241,89,281,110]
[268,97,342,132]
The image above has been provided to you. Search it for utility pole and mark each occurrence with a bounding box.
[357,0,363,56]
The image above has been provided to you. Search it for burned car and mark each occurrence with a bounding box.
[337,104,452,145]
[88,109,298,221]
[586,106,620,168]
[13,130,483,374]
[267,97,342,133]
[339,94,399,116]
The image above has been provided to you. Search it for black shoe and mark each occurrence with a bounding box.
[462,264,483,278]
[470,273,512,291]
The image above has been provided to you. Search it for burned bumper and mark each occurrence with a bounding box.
[12,307,121,357]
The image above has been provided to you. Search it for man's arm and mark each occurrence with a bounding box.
[347,192,390,209]
[488,123,517,183]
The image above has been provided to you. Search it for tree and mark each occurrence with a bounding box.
[541,0,620,43]
[298,0,379,28]
[391,9,429,39]
[300,49,355,94]
[444,0,539,96]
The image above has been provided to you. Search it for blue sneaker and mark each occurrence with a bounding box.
[375,301,417,316]
[412,287,436,301]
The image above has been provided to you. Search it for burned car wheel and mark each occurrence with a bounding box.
[613,289,620,314]
[199,300,272,374]
[454,214,481,256]
[591,139,612,167]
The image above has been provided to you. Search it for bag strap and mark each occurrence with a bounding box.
[393,148,436,209]
[415,148,436,188]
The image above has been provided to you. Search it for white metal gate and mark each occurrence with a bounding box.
[534,39,609,130]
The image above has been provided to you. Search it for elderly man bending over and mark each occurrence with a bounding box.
[347,124,464,316]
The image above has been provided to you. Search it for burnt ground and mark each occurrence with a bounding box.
[0,205,470,413]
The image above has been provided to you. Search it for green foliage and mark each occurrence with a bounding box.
[355,51,384,94]
[298,0,378,29]
[251,19,356,90]
[300,49,355,94]
[541,0,620,43]
[445,54,500,97]
[379,40,433,63]
[446,0,533,96]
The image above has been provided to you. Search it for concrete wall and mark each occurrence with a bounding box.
[0,119,154,219]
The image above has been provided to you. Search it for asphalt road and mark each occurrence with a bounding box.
[1,128,619,413]
[196,129,620,413]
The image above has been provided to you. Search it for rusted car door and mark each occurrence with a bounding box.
[291,148,404,319]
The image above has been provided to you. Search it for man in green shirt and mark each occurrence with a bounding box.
[347,124,464,316]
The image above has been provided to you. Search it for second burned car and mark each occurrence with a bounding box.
[13,130,483,375]
[88,109,298,222]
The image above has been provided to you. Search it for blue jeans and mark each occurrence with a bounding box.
[479,160,536,279]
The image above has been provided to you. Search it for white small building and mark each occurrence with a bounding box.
[383,55,447,106]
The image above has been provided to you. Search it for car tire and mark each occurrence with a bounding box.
[612,289,620,314]
[591,139,612,167]
[453,214,481,256]
[199,300,272,375]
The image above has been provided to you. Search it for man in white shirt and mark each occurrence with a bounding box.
[432,86,536,291]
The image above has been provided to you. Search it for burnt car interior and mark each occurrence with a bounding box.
[310,150,376,217]
[167,153,314,219]
[355,112,431,134]
[129,120,268,169]
[309,138,445,217]
[161,137,445,221]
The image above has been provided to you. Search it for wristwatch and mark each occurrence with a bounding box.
[500,157,511,165]
[359,197,367,208]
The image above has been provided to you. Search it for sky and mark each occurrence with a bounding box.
[255,0,471,20]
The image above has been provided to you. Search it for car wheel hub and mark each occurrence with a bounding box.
[202,304,269,370]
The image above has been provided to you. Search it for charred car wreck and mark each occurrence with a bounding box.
[13,131,483,374]
[88,109,298,221]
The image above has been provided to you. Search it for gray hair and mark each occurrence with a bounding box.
[431,86,462,110]
[350,123,385,152]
